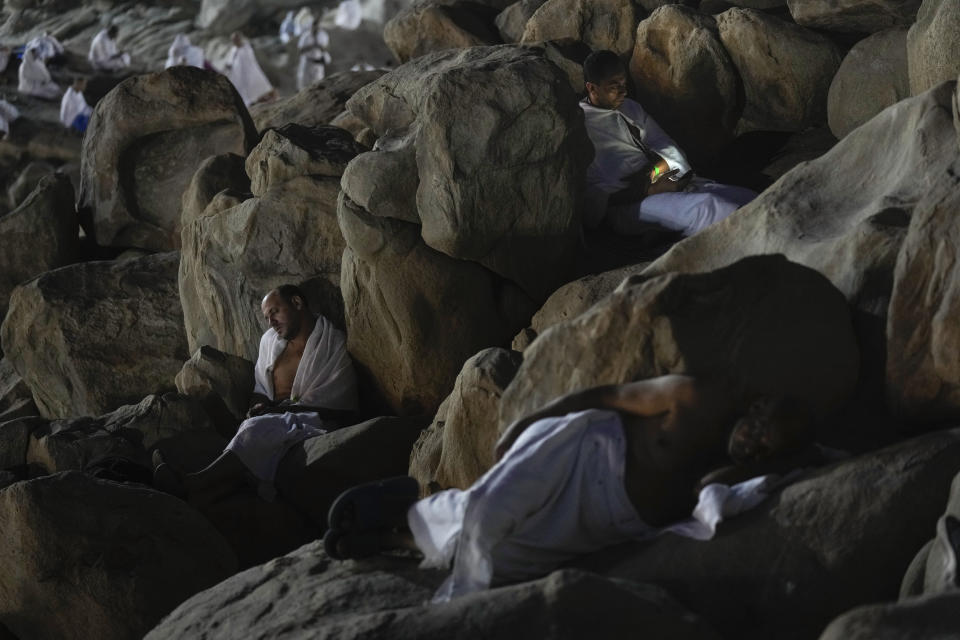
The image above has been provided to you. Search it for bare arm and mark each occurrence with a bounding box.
[494,375,696,459]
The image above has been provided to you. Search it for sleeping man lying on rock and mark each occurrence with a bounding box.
[154,285,358,503]
[580,49,756,236]
[324,374,818,601]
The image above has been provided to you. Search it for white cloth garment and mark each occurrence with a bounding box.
[26,32,63,61]
[227,315,358,490]
[280,11,297,43]
[580,97,755,235]
[225,39,273,106]
[409,409,774,602]
[18,52,60,99]
[164,34,204,69]
[294,7,315,34]
[335,0,363,30]
[88,29,130,70]
[59,86,91,128]
[296,30,331,90]
[0,98,20,137]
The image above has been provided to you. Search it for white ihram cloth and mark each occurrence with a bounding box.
[165,34,204,69]
[26,33,63,61]
[280,11,297,43]
[297,30,331,90]
[580,97,755,236]
[59,87,91,128]
[225,40,273,106]
[88,29,130,70]
[335,0,363,30]
[18,52,60,99]
[409,409,774,602]
[226,315,358,491]
[0,98,19,137]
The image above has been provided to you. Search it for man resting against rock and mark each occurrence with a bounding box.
[154,285,358,503]
[324,375,817,600]
[581,50,756,236]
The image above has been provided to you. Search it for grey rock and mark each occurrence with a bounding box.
[179,152,250,231]
[819,591,960,640]
[6,160,54,209]
[788,0,921,33]
[520,0,638,57]
[384,0,502,63]
[175,346,255,427]
[907,0,960,96]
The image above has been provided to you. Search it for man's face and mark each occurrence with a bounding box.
[261,292,301,340]
[586,72,628,110]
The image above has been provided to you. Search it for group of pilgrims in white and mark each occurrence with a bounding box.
[0,0,366,138]
[2,4,782,597]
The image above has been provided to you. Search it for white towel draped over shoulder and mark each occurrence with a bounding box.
[59,87,91,128]
[408,409,775,602]
[225,40,273,105]
[253,314,358,410]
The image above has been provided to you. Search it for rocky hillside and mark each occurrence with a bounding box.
[0,0,959,638]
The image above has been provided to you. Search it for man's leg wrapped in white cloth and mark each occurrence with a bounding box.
[225,411,327,492]
[608,179,756,236]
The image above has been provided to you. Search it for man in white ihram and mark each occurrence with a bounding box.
[224,31,275,106]
[297,19,332,90]
[88,25,131,71]
[153,285,358,503]
[580,49,755,236]
[60,77,92,133]
[18,47,60,100]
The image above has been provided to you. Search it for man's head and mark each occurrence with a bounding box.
[72,76,87,92]
[107,25,118,39]
[727,396,814,463]
[231,31,244,47]
[261,285,311,340]
[583,50,628,110]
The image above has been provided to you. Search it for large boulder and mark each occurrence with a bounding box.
[6,160,54,209]
[578,428,960,640]
[275,415,429,528]
[641,80,960,407]
[345,45,591,300]
[78,66,258,251]
[339,197,537,414]
[179,126,358,361]
[520,0,638,58]
[146,543,720,640]
[819,592,960,640]
[495,0,549,42]
[249,69,386,131]
[383,1,502,64]
[0,472,237,640]
[0,173,77,325]
[629,5,741,166]
[409,348,521,493]
[787,0,922,33]
[179,152,250,230]
[500,255,859,428]
[175,346,255,429]
[827,28,910,139]
[907,0,960,96]
[1,252,189,419]
[886,85,960,422]
[717,8,843,133]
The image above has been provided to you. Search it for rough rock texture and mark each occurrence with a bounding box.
[512,263,649,350]
[642,81,960,405]
[78,66,259,251]
[0,417,36,470]
[409,348,521,494]
[249,70,386,132]
[6,160,54,209]
[907,0,960,96]
[1,252,189,419]
[520,0,637,58]
[0,359,37,426]
[886,86,960,423]
[345,45,590,300]
[146,545,720,640]
[578,428,960,640]
[0,173,78,324]
[383,1,502,64]
[787,0,922,33]
[717,8,843,133]
[339,197,537,415]
[179,152,250,230]
[0,472,237,640]
[195,0,256,34]
[275,415,429,528]
[827,28,910,139]
[900,470,960,598]
[819,592,960,640]
[629,5,741,166]
[179,127,357,361]
[175,346,255,428]
[495,0,549,42]
[500,256,859,428]
[246,125,367,197]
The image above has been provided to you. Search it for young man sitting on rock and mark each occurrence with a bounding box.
[154,285,358,504]
[580,50,756,236]
[324,374,818,600]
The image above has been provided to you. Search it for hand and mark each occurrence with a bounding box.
[246,402,270,418]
